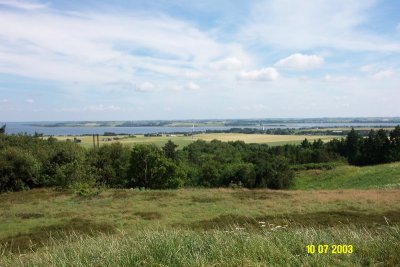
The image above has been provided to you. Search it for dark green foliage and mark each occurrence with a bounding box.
[1,125,400,192]
[0,134,91,190]
[162,140,178,159]
[43,142,90,188]
[345,128,361,164]
[0,124,5,134]
[127,144,184,189]
[181,140,294,189]
[327,126,400,166]
[0,147,40,192]
[253,156,294,189]
[301,138,311,148]
[390,126,400,160]
[88,143,130,187]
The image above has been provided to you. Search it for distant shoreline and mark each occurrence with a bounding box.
[22,117,400,128]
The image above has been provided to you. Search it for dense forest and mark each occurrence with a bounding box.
[1,126,400,192]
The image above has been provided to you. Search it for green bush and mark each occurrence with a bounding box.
[0,147,41,192]
[127,144,185,189]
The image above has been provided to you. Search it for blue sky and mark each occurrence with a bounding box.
[0,0,399,121]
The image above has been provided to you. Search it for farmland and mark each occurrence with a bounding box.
[53,133,336,148]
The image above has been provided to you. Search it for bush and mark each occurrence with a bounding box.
[254,157,294,189]
[88,143,130,187]
[126,144,185,189]
[70,181,101,197]
[0,147,41,192]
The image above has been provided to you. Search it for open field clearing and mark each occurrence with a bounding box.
[1,227,399,266]
[53,133,337,148]
[294,162,400,190]
[1,188,400,266]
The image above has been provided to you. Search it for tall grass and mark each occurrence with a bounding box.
[1,227,399,266]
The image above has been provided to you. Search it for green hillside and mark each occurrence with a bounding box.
[293,162,400,190]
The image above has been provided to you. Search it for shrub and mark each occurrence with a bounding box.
[0,147,40,192]
[126,144,185,189]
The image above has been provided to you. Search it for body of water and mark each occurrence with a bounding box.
[1,122,399,136]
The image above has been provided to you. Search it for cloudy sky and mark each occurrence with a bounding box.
[0,0,399,121]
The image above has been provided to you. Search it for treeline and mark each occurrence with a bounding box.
[0,134,339,192]
[1,126,400,192]
[327,127,400,165]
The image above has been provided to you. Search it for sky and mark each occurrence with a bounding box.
[0,0,399,121]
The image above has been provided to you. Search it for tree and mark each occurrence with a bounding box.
[374,129,391,164]
[127,144,184,189]
[254,156,294,189]
[0,147,40,192]
[301,138,311,148]
[0,124,5,134]
[390,126,400,161]
[163,140,178,160]
[88,143,130,187]
[312,139,324,149]
[345,128,361,164]
[222,162,256,188]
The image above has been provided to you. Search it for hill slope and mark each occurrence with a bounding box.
[293,162,400,190]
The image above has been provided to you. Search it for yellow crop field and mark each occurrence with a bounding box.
[52,133,337,148]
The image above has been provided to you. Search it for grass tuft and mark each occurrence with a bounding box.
[1,228,399,266]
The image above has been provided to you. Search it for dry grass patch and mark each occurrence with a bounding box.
[0,218,115,253]
[15,213,44,220]
[232,189,291,200]
[134,212,162,220]
[142,191,177,201]
[0,189,68,204]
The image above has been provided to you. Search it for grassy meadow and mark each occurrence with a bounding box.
[293,162,400,190]
[1,138,400,266]
[1,184,400,266]
[53,133,336,149]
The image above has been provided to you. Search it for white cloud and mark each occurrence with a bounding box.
[182,70,202,79]
[372,69,395,80]
[25,98,34,103]
[136,82,155,92]
[0,7,250,85]
[275,53,324,70]
[360,63,378,73]
[240,0,400,52]
[172,81,201,91]
[184,81,200,91]
[209,57,242,70]
[0,99,9,103]
[0,0,47,10]
[57,104,122,112]
[323,74,357,83]
[238,67,279,81]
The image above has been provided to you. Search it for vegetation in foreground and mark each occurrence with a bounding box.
[1,227,399,267]
[0,188,399,266]
[1,188,399,250]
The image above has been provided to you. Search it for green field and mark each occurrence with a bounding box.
[54,133,336,149]
[293,162,400,190]
[1,185,400,266]
[2,160,400,266]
